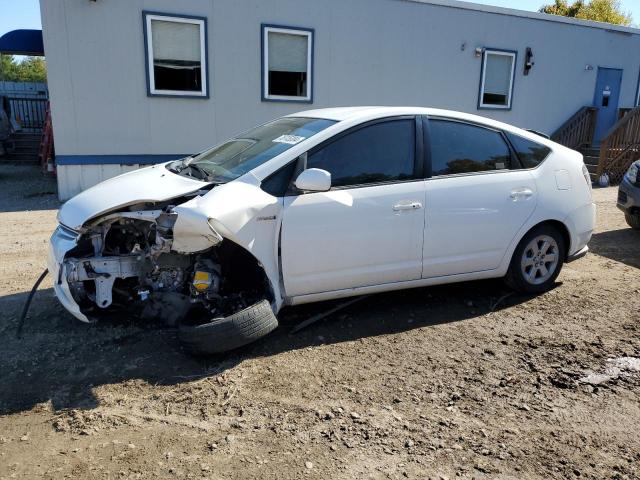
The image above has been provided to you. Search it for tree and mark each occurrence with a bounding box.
[0,55,47,83]
[540,0,584,17]
[16,57,47,83]
[539,0,632,26]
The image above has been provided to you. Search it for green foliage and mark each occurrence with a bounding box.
[540,0,584,17]
[0,55,47,83]
[539,0,632,26]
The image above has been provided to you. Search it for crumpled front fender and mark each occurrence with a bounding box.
[171,177,284,308]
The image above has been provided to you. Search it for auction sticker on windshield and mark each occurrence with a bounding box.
[273,135,306,145]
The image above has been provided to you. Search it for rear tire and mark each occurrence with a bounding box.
[178,300,278,355]
[625,213,640,230]
[504,225,566,294]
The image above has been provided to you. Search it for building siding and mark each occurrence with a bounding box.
[40,0,640,199]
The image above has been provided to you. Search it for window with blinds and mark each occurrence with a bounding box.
[144,13,207,97]
[262,25,313,102]
[479,50,516,109]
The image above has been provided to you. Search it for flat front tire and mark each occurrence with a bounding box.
[178,300,278,355]
[504,225,566,294]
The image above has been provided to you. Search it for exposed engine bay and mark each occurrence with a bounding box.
[61,199,273,326]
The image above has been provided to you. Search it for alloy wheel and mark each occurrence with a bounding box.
[520,234,560,285]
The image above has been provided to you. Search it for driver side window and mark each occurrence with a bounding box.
[307,119,416,188]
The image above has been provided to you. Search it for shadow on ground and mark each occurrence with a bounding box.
[589,227,640,269]
[0,163,60,212]
[0,279,536,416]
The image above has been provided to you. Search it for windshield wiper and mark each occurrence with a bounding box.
[167,156,227,184]
[182,163,211,181]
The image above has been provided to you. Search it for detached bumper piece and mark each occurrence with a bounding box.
[566,245,588,263]
[178,300,278,355]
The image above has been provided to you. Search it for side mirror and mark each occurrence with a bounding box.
[294,168,332,192]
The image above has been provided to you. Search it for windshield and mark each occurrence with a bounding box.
[175,117,336,183]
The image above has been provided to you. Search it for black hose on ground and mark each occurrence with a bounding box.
[16,268,48,339]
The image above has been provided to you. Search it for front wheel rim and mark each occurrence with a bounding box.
[520,235,560,285]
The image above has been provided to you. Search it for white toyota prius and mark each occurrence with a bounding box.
[48,107,595,354]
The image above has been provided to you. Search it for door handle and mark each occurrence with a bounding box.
[509,188,533,201]
[393,201,423,211]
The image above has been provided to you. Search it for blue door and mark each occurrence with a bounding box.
[593,67,623,145]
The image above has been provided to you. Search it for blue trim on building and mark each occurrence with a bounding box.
[56,154,189,166]
[261,23,315,104]
[477,47,518,111]
[142,11,210,99]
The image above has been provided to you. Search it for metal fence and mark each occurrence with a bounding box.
[0,81,49,132]
[7,96,48,132]
[0,81,48,97]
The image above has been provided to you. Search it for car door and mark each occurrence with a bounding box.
[281,117,426,297]
[422,117,537,278]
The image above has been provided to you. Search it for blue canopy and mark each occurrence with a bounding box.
[0,30,44,56]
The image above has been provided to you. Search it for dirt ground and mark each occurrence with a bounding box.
[0,163,639,480]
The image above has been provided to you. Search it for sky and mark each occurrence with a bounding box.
[1,0,639,38]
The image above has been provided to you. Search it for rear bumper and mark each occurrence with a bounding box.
[563,201,596,257]
[617,176,640,215]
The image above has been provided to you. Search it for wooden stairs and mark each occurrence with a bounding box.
[580,147,601,182]
[552,105,640,184]
[1,132,41,163]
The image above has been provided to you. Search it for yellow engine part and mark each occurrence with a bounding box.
[192,270,212,291]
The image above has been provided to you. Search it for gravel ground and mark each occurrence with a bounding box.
[0,164,639,480]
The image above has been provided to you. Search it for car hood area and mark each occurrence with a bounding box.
[57,163,205,231]
[48,163,284,331]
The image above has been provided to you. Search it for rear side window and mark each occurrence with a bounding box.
[506,132,551,168]
[429,120,511,176]
[307,119,415,187]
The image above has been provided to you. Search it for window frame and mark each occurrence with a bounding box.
[295,116,423,192]
[142,11,209,98]
[261,24,314,103]
[478,48,517,111]
[504,131,552,171]
[424,116,519,179]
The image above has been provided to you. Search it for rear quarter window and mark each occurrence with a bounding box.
[507,132,551,169]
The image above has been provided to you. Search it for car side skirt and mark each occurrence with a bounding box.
[285,268,503,306]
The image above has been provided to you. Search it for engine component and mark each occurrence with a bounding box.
[144,254,190,292]
[141,292,192,327]
[66,255,142,308]
[193,271,213,292]
[59,204,273,329]
[190,258,221,298]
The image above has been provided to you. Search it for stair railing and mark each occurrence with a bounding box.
[597,106,640,183]
[38,101,54,173]
[550,106,598,150]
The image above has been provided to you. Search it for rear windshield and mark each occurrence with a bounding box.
[186,117,335,182]
[507,132,551,169]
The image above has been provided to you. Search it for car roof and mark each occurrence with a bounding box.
[289,105,517,122]
[287,106,558,147]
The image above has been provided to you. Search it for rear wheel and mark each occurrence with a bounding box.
[625,213,640,230]
[504,225,565,294]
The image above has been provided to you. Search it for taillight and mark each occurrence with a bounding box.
[582,164,592,191]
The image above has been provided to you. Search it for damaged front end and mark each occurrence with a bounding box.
[49,199,273,327]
